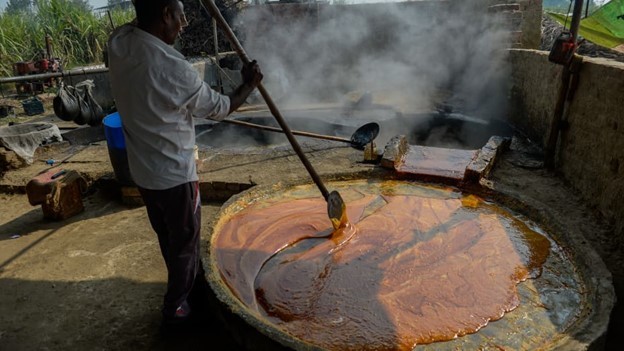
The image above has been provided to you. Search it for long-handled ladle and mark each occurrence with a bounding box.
[218,119,380,150]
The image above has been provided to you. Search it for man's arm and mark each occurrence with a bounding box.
[227,60,263,114]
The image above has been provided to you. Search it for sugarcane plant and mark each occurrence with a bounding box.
[0,0,135,77]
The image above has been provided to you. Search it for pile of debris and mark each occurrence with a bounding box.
[0,99,21,118]
[540,15,624,62]
[179,0,244,58]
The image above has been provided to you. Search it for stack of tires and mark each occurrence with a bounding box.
[53,80,105,127]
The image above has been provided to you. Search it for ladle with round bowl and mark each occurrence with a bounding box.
[216,119,380,150]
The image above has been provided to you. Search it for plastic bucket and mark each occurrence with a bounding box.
[103,112,134,186]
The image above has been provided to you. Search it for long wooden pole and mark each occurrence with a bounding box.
[200,0,331,199]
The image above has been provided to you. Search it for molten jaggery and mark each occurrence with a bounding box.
[214,187,550,350]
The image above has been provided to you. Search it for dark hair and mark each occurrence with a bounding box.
[134,0,179,27]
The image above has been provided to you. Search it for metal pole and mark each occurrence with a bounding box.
[545,0,584,169]
[45,34,53,59]
[107,10,116,30]
[569,0,584,40]
[0,67,109,85]
[212,18,223,94]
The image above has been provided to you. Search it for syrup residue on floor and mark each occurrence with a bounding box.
[214,187,551,351]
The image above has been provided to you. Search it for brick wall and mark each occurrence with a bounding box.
[487,0,543,49]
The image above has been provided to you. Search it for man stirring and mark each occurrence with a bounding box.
[107,0,263,327]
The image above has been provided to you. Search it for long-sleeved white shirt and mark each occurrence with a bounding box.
[107,24,230,190]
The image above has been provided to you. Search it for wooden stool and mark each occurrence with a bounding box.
[26,169,87,220]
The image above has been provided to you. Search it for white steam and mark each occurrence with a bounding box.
[234,0,511,147]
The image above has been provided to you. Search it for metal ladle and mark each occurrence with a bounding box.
[214,119,380,150]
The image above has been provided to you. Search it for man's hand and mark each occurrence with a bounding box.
[241,60,263,88]
[227,60,264,114]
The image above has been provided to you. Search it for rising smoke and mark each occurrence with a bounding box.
[234,0,511,147]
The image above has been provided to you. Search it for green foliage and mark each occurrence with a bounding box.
[5,0,33,15]
[543,0,602,15]
[0,0,135,77]
[70,0,92,12]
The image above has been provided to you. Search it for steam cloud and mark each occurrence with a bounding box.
[233,0,511,147]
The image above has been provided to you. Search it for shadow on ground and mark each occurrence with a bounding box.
[0,276,239,350]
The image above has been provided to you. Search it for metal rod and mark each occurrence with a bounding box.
[222,118,352,143]
[107,10,116,30]
[0,67,109,84]
[212,18,223,94]
[545,0,584,169]
[45,34,53,59]
[569,0,584,40]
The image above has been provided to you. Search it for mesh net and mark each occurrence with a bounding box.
[0,123,62,164]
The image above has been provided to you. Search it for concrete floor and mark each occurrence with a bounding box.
[0,122,620,350]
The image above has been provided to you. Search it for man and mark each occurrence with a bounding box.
[107,0,263,326]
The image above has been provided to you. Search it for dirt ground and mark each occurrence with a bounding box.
[0,191,243,350]
[0,107,622,350]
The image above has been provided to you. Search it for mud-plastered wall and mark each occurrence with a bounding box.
[508,49,624,239]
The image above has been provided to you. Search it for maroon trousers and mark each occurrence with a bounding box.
[138,181,201,318]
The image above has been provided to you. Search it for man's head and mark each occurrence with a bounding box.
[134,0,188,45]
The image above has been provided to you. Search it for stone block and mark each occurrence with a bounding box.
[381,135,408,169]
[464,136,511,184]
[26,168,87,220]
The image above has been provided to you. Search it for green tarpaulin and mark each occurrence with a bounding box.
[548,0,624,51]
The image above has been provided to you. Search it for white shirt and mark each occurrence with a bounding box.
[107,24,230,190]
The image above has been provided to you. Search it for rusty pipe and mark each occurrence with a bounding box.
[0,67,109,84]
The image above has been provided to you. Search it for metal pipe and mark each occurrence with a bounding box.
[45,34,53,59]
[213,18,223,93]
[107,10,115,30]
[570,0,584,40]
[0,67,109,84]
[221,118,352,143]
[545,0,584,169]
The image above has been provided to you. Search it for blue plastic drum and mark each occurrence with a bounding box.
[103,112,134,186]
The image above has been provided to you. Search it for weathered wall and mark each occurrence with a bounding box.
[487,0,542,49]
[508,49,624,238]
[519,0,543,49]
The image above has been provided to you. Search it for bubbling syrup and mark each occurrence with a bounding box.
[215,192,550,350]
